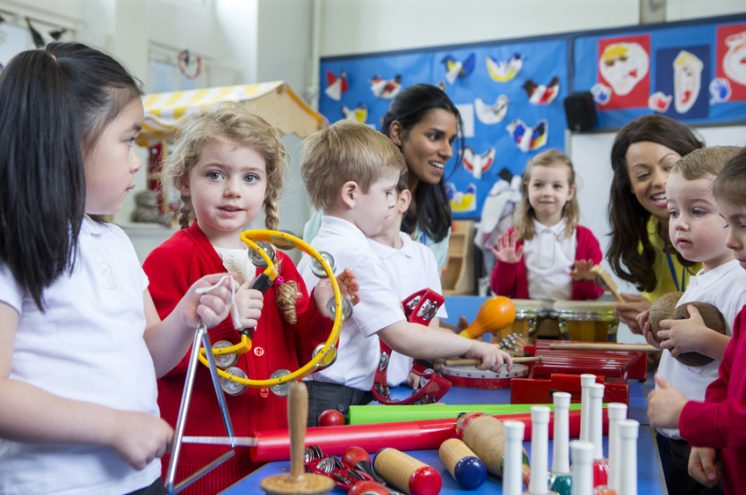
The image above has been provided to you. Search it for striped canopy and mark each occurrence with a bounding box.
[136,81,327,147]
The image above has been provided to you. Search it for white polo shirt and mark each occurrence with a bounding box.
[656,259,746,439]
[524,218,576,300]
[0,218,161,495]
[368,233,448,386]
[298,216,404,390]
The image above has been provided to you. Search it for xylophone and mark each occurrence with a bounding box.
[509,340,650,405]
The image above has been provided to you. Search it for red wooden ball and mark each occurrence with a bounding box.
[317,408,346,427]
[348,480,388,495]
[342,445,370,467]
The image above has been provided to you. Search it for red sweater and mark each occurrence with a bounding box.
[143,223,332,494]
[489,225,603,300]
[680,305,746,495]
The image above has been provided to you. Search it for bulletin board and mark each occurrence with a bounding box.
[572,15,746,129]
[319,37,569,220]
[319,13,746,220]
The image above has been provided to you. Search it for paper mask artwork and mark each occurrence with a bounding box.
[370,74,402,99]
[523,76,560,105]
[447,182,478,213]
[324,70,348,101]
[475,95,509,124]
[486,53,524,83]
[463,146,496,180]
[506,119,548,152]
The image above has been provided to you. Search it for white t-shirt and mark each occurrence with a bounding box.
[523,218,576,300]
[0,218,161,495]
[656,259,746,439]
[368,232,448,386]
[298,216,404,390]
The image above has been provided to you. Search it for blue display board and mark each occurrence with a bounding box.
[573,16,746,129]
[319,14,746,220]
[320,38,568,220]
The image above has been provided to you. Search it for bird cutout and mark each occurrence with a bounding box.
[648,91,672,113]
[441,53,476,84]
[24,17,66,48]
[341,103,368,123]
[446,182,478,213]
[370,74,402,99]
[486,53,524,83]
[522,76,560,105]
[324,70,348,101]
[475,95,509,124]
[463,146,496,180]
[506,119,548,152]
[590,83,612,105]
[709,78,732,104]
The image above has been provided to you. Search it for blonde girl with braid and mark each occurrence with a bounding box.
[143,105,357,494]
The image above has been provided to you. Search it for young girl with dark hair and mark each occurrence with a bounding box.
[0,43,234,495]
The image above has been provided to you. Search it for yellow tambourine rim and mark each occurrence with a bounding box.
[197,229,342,388]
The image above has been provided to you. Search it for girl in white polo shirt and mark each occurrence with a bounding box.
[0,43,236,495]
[489,149,604,301]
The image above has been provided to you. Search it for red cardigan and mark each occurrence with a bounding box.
[489,225,603,300]
[143,223,332,494]
[680,305,746,495]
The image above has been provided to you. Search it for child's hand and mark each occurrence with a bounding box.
[464,341,513,372]
[570,259,596,281]
[407,370,421,389]
[616,294,650,334]
[638,310,661,349]
[647,374,687,428]
[314,268,359,318]
[688,447,721,488]
[488,231,523,264]
[234,278,264,330]
[109,410,173,470]
[178,273,235,329]
[658,305,709,356]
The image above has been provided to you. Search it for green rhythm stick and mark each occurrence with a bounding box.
[348,403,584,425]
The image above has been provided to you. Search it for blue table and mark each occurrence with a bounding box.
[221,379,666,494]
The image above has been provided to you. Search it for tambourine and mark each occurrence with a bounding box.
[439,363,529,389]
[371,288,452,405]
[197,229,343,389]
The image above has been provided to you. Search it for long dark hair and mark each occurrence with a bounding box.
[381,84,463,242]
[0,42,141,309]
[607,115,703,292]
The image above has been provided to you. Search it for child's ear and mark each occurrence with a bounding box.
[398,189,412,213]
[566,184,575,202]
[389,120,404,147]
[340,180,359,209]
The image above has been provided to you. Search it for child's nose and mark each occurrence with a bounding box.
[224,178,241,196]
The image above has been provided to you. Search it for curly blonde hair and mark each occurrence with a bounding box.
[514,148,579,240]
[165,104,300,323]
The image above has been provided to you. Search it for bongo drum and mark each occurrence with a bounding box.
[439,363,529,389]
[499,299,554,341]
[552,301,619,342]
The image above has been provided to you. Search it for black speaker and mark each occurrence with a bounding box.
[563,92,596,132]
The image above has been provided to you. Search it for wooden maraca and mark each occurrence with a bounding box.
[260,381,334,495]
[373,448,442,495]
[458,296,516,339]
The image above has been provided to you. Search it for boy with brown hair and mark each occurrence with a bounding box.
[298,121,512,424]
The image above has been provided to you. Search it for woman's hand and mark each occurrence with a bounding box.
[488,231,523,264]
[616,293,651,334]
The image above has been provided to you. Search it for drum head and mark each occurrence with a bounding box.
[439,363,528,389]
[552,300,617,321]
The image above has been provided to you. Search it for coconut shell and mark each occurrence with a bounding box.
[647,292,683,342]
[670,302,727,367]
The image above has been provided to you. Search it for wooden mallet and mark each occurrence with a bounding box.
[260,381,334,495]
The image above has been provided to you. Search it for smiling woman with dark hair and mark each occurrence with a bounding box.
[607,115,704,332]
[304,83,463,269]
